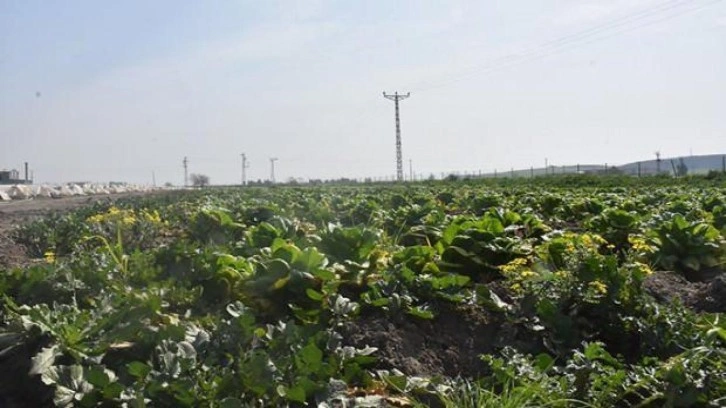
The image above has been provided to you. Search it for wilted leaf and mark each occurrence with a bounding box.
[29,344,60,376]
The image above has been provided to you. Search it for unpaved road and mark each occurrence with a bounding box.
[0,192,168,269]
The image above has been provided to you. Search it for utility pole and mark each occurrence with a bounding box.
[241,153,249,186]
[383,91,411,182]
[183,156,188,187]
[152,171,156,187]
[269,157,278,183]
[409,159,413,182]
[655,151,661,174]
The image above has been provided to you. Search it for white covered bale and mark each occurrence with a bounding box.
[0,190,11,201]
[8,185,32,199]
[36,185,55,198]
[57,185,74,197]
[50,187,64,198]
[69,184,85,196]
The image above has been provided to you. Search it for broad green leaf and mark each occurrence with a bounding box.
[295,247,328,271]
[219,397,245,408]
[300,342,323,371]
[127,361,151,379]
[86,366,114,388]
[286,385,306,403]
[534,353,554,371]
[408,306,434,320]
[273,276,290,290]
[102,382,124,399]
[306,288,324,301]
[311,268,336,281]
[266,258,291,277]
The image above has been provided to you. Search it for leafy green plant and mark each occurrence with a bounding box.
[4,182,726,407]
[650,214,725,280]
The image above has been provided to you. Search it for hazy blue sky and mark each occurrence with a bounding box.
[1,0,725,184]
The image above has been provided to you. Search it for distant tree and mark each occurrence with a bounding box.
[190,173,210,187]
[163,182,173,187]
[676,158,689,177]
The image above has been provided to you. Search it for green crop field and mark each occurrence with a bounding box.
[2,179,726,407]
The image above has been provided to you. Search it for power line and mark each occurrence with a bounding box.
[407,0,720,93]
[411,0,694,90]
[529,0,696,49]
[407,0,701,91]
[383,91,411,182]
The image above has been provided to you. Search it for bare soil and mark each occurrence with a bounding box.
[342,300,538,378]
[343,271,726,379]
[643,271,726,313]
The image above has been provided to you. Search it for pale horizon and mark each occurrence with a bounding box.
[2,1,725,185]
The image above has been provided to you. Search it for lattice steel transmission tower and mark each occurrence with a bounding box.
[240,153,249,186]
[269,157,278,183]
[655,151,663,174]
[183,156,188,187]
[383,91,410,182]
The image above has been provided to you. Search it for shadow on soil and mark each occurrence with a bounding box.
[342,300,539,378]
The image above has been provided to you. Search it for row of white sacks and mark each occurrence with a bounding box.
[0,184,159,201]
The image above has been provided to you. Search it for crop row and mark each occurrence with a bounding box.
[1,185,725,407]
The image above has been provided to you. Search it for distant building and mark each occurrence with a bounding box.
[0,164,32,185]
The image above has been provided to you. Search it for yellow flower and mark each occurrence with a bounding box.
[87,214,105,223]
[520,270,538,279]
[591,235,608,245]
[509,258,528,266]
[588,280,608,295]
[633,262,653,276]
[501,258,528,274]
[44,251,56,264]
[510,283,523,293]
[628,236,655,253]
[554,270,569,278]
[121,214,136,225]
[581,235,593,247]
[108,206,121,216]
[142,210,162,224]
